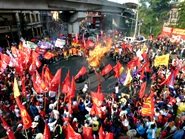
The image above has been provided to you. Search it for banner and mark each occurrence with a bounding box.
[141,96,154,117]
[162,26,185,40]
[55,38,65,48]
[154,54,169,67]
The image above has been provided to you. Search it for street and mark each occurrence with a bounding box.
[47,56,130,95]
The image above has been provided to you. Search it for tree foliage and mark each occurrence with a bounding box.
[176,1,185,28]
[138,0,170,37]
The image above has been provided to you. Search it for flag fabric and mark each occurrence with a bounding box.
[159,73,174,86]
[66,76,76,99]
[141,96,154,117]
[137,61,150,73]
[43,122,51,139]
[83,126,93,139]
[0,60,7,73]
[99,126,105,139]
[105,133,114,139]
[154,54,169,67]
[0,116,15,139]
[21,76,26,97]
[124,69,133,86]
[118,74,127,85]
[75,66,88,83]
[42,66,53,87]
[11,46,21,58]
[66,122,82,139]
[61,70,71,94]
[113,62,124,78]
[15,97,32,129]
[50,69,62,92]
[138,82,147,99]
[91,92,104,107]
[101,64,114,80]
[43,51,55,60]
[13,77,20,98]
[32,70,48,94]
[127,57,140,69]
[0,53,10,65]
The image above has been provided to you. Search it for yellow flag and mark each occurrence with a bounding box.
[141,43,147,53]
[154,54,170,67]
[124,69,132,86]
[14,77,20,98]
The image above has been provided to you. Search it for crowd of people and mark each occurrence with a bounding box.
[0,33,185,139]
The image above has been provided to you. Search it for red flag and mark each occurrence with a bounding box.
[0,53,10,65]
[50,69,62,92]
[0,116,15,139]
[113,62,124,78]
[127,57,140,69]
[68,98,72,114]
[75,66,87,80]
[159,73,173,86]
[43,66,53,87]
[0,60,7,73]
[21,76,26,97]
[66,122,82,139]
[29,61,37,75]
[138,82,147,99]
[19,49,30,69]
[91,92,104,107]
[99,126,105,139]
[61,70,71,94]
[43,51,55,60]
[15,97,32,129]
[66,76,76,99]
[32,70,48,93]
[141,96,154,117]
[105,133,114,139]
[14,58,23,76]
[43,122,51,139]
[11,46,21,58]
[101,64,113,76]
[97,84,101,94]
[137,61,150,73]
[83,126,93,139]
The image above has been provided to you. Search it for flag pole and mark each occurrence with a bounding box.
[57,69,62,111]
[24,129,29,139]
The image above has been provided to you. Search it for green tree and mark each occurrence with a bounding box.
[177,1,185,28]
[138,0,170,37]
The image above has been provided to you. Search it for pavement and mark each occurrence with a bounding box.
[47,56,130,95]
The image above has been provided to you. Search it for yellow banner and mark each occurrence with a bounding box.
[172,28,185,36]
[154,54,169,67]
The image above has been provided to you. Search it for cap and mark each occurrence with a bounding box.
[17,124,23,128]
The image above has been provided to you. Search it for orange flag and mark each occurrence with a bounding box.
[43,51,55,60]
[138,82,147,99]
[66,122,82,139]
[43,122,51,139]
[0,116,15,139]
[141,96,154,117]
[42,66,53,87]
[83,126,93,139]
[61,70,71,94]
[15,97,32,129]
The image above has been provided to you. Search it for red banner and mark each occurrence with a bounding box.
[162,26,185,40]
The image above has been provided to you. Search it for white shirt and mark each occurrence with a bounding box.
[115,86,119,94]
[49,101,58,110]
[48,120,57,132]
[82,84,88,92]
[14,108,20,118]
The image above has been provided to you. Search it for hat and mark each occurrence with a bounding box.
[35,133,43,139]
[17,124,23,128]
[31,122,39,128]
[34,115,40,122]
[73,118,78,122]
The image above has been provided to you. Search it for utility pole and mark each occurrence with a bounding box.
[133,9,138,38]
